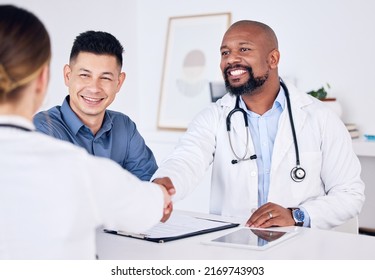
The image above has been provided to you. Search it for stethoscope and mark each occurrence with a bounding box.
[226,79,306,182]
[0,123,32,132]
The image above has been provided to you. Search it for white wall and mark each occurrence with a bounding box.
[138,0,375,135]
[4,0,375,133]
[3,0,375,213]
[2,0,141,121]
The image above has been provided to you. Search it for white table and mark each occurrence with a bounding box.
[96,211,375,260]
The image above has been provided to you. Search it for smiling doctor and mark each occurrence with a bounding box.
[153,20,365,230]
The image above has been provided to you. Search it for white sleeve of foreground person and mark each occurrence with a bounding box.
[84,153,165,233]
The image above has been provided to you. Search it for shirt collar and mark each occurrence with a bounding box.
[276,85,286,111]
[239,86,286,116]
[61,96,84,135]
[99,112,113,136]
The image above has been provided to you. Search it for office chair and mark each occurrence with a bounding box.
[332,217,359,234]
[209,82,227,102]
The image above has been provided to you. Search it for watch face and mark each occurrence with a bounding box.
[293,209,305,222]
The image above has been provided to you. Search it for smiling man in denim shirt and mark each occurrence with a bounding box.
[34,31,157,181]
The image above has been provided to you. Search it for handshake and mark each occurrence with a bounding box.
[153,177,176,222]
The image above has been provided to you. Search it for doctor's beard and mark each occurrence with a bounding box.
[224,65,269,97]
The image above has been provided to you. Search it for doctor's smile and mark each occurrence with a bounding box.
[227,68,248,79]
[224,65,249,77]
[224,67,250,87]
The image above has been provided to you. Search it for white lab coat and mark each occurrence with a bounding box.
[0,116,164,259]
[154,81,365,229]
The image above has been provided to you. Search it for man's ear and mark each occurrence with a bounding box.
[116,72,126,92]
[63,64,72,86]
[268,49,280,69]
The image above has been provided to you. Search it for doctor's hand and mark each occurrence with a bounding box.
[156,184,173,223]
[245,202,295,228]
[153,177,176,222]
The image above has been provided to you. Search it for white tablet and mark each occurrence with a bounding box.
[203,227,299,250]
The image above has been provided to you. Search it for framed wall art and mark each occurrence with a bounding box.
[157,13,231,130]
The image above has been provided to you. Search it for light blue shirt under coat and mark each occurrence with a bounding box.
[239,87,310,226]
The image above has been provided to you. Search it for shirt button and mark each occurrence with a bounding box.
[250,171,257,177]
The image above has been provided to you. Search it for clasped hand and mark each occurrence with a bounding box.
[153,177,176,222]
[245,202,295,228]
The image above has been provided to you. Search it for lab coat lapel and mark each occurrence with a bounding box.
[272,93,308,171]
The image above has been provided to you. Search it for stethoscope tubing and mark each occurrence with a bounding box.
[225,78,306,182]
[281,80,301,166]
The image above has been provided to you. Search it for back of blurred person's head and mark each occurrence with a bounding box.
[0,5,51,103]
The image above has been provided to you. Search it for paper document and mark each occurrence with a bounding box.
[104,213,239,243]
[140,214,234,238]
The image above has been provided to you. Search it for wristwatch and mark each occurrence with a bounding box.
[288,208,304,226]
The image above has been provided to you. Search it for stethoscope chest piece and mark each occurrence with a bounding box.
[290,166,306,182]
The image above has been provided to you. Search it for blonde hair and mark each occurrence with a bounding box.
[0,5,51,101]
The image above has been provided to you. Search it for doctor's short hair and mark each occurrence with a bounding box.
[69,30,124,67]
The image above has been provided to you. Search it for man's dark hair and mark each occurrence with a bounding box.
[69,30,123,67]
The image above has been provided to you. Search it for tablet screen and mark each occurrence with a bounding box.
[208,228,298,250]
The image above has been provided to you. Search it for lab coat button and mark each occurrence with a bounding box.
[250,171,256,177]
